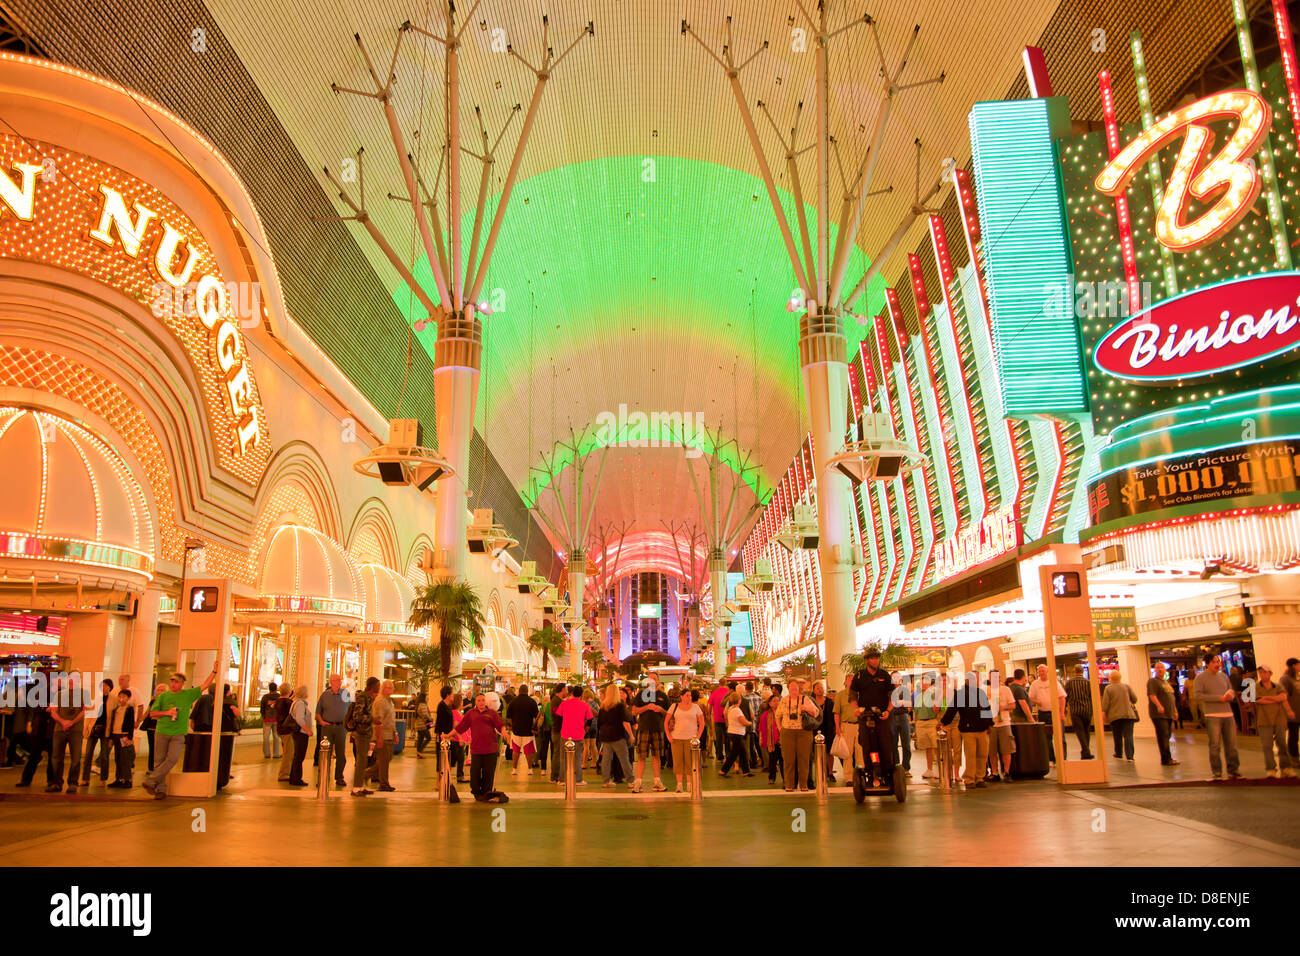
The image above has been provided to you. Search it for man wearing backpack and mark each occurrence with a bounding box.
[275,686,296,782]
[348,677,378,797]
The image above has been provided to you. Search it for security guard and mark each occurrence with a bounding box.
[851,648,896,784]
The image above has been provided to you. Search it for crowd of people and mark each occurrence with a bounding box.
[5,655,1297,798]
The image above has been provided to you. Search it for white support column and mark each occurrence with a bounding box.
[124,584,162,705]
[567,554,586,668]
[432,306,481,583]
[299,631,323,714]
[1118,644,1154,739]
[710,550,728,678]
[801,308,855,690]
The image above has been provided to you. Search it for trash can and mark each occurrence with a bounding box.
[393,719,406,755]
[182,732,237,789]
[1009,721,1049,779]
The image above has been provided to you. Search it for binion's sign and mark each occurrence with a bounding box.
[1093,271,1300,381]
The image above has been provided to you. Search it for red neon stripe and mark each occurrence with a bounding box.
[1099,70,1141,313]
[1275,0,1300,157]
[928,214,990,513]
[954,167,1026,511]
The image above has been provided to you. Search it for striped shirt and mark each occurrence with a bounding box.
[1065,677,1092,717]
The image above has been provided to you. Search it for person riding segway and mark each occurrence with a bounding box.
[851,649,906,803]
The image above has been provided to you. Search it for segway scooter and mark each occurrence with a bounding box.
[852,707,907,804]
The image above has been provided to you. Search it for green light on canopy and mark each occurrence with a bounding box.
[522,414,771,507]
[387,155,892,492]
[969,97,1089,416]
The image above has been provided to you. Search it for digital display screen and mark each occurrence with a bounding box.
[637,603,661,619]
[189,586,219,612]
[1049,571,1081,598]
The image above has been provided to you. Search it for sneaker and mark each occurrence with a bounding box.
[1282,768,1297,778]
[1267,769,1280,779]
[602,781,615,788]
[632,780,642,793]
[575,780,587,786]
[1227,771,1243,780]
[652,782,666,792]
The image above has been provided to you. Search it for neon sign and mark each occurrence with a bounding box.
[932,506,1021,582]
[1093,271,1300,381]
[0,150,265,458]
[1094,90,1270,251]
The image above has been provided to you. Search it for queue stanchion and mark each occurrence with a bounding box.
[814,733,828,803]
[689,738,702,802]
[438,738,451,802]
[316,738,332,801]
[564,739,577,807]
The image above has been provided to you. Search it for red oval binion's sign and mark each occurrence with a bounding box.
[1093,271,1300,382]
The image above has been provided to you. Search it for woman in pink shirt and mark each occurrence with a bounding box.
[554,685,594,784]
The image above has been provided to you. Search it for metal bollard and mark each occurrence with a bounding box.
[564,739,577,806]
[316,738,332,801]
[438,738,451,802]
[936,730,952,791]
[689,738,702,802]
[814,733,828,802]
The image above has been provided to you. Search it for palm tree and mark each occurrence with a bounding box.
[581,649,604,680]
[841,643,912,677]
[525,622,567,677]
[394,642,443,696]
[407,578,486,680]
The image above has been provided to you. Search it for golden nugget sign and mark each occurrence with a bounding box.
[933,506,1021,582]
[0,149,264,457]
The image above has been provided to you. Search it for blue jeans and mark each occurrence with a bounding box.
[262,722,280,758]
[600,739,632,783]
[1204,715,1239,776]
[893,712,912,771]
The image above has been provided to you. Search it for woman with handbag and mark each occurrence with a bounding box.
[779,678,821,792]
[139,683,165,772]
[718,691,753,778]
[666,689,705,793]
[759,691,783,784]
[286,685,313,787]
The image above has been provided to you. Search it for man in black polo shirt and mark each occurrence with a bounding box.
[851,648,895,784]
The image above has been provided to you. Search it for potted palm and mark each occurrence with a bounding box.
[407,577,486,682]
[394,641,444,695]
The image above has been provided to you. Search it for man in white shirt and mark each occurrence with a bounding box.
[1028,664,1067,762]
[987,670,1017,782]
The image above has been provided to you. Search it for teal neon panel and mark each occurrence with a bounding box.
[969,97,1089,415]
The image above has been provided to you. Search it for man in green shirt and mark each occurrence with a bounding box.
[142,664,219,799]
